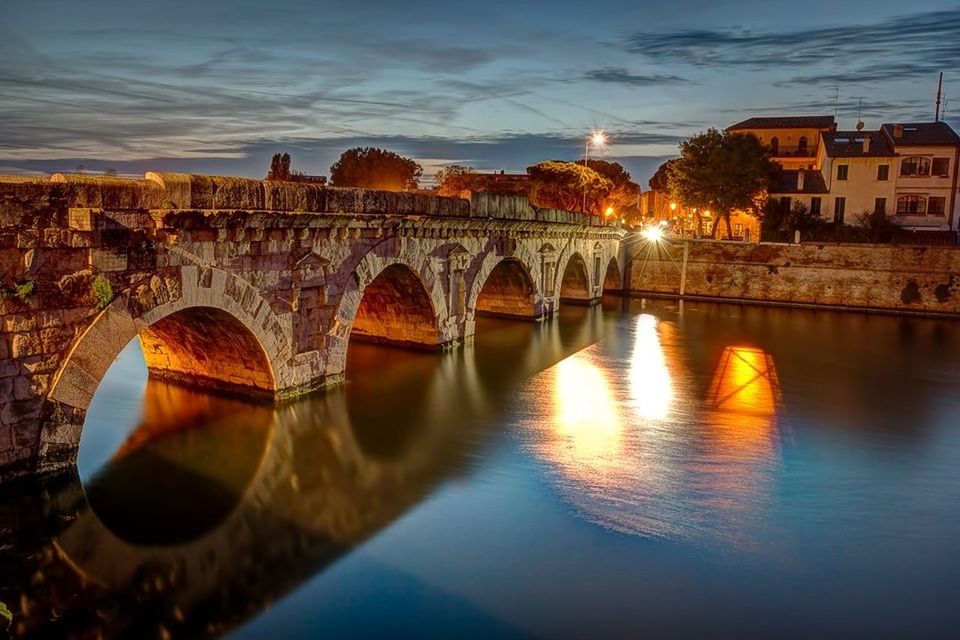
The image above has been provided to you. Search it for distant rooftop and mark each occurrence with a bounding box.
[728,115,836,131]
[822,131,895,158]
[880,122,960,146]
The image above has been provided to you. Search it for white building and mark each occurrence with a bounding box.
[766,121,960,231]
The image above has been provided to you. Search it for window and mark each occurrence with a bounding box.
[734,223,744,238]
[593,254,602,287]
[770,136,780,155]
[896,195,927,215]
[834,197,846,223]
[798,136,808,155]
[836,164,849,181]
[877,164,889,181]
[901,156,931,176]
[874,198,886,215]
[810,197,822,215]
[932,158,950,176]
[929,196,946,215]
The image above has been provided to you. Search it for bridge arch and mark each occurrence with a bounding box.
[558,251,592,304]
[469,254,543,320]
[44,268,288,470]
[603,256,624,292]
[327,248,450,375]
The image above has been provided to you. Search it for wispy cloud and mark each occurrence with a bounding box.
[584,67,691,87]
[623,8,960,83]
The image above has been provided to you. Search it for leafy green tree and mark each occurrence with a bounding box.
[330,147,422,191]
[668,129,779,238]
[527,161,613,215]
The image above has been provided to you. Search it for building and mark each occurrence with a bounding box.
[727,115,837,171]
[768,120,960,231]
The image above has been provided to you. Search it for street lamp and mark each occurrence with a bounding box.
[583,130,607,213]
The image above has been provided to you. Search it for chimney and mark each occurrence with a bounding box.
[863,135,871,154]
[894,124,904,140]
[797,168,805,191]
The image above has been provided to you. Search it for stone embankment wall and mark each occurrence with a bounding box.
[628,239,960,316]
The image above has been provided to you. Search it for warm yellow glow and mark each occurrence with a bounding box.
[552,353,622,464]
[628,314,673,421]
[604,206,615,217]
[590,131,607,147]
[707,346,779,416]
[669,201,677,211]
[640,225,664,242]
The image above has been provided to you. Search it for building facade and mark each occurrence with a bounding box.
[765,120,960,232]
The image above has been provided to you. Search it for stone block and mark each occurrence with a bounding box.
[89,248,127,272]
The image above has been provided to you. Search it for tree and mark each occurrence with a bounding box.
[648,159,677,192]
[581,159,642,219]
[266,152,292,180]
[526,161,613,215]
[330,147,422,191]
[434,164,480,197]
[668,129,779,238]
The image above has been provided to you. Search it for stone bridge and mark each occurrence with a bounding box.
[0,173,624,482]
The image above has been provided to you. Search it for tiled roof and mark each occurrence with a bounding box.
[771,169,829,195]
[728,115,835,131]
[822,130,895,157]
[880,122,960,147]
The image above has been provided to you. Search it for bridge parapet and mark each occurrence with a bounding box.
[6,173,610,226]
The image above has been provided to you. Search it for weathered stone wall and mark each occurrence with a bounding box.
[0,173,623,482]
[628,239,960,315]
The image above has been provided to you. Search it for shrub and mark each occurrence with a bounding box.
[91,275,114,309]
[14,280,35,301]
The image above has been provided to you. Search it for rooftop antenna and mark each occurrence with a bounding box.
[935,72,944,122]
[855,98,865,131]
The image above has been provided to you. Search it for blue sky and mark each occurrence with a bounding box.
[2,0,959,183]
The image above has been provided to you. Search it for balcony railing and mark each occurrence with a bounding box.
[770,146,815,158]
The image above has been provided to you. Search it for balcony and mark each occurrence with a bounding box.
[770,146,816,158]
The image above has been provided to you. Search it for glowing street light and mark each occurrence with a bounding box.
[640,225,664,242]
[604,206,615,217]
[669,201,677,211]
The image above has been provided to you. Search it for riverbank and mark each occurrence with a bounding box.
[626,238,960,318]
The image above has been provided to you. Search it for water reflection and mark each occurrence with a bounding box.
[0,306,610,639]
[85,383,273,546]
[4,300,960,638]
[552,353,623,473]
[523,312,787,546]
[628,313,674,421]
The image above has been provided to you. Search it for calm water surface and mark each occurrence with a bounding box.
[3,298,960,638]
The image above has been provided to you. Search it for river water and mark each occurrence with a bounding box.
[3,297,960,638]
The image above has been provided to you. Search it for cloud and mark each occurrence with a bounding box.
[584,67,691,87]
[623,9,960,82]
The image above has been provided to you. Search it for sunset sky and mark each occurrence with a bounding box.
[2,0,958,183]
